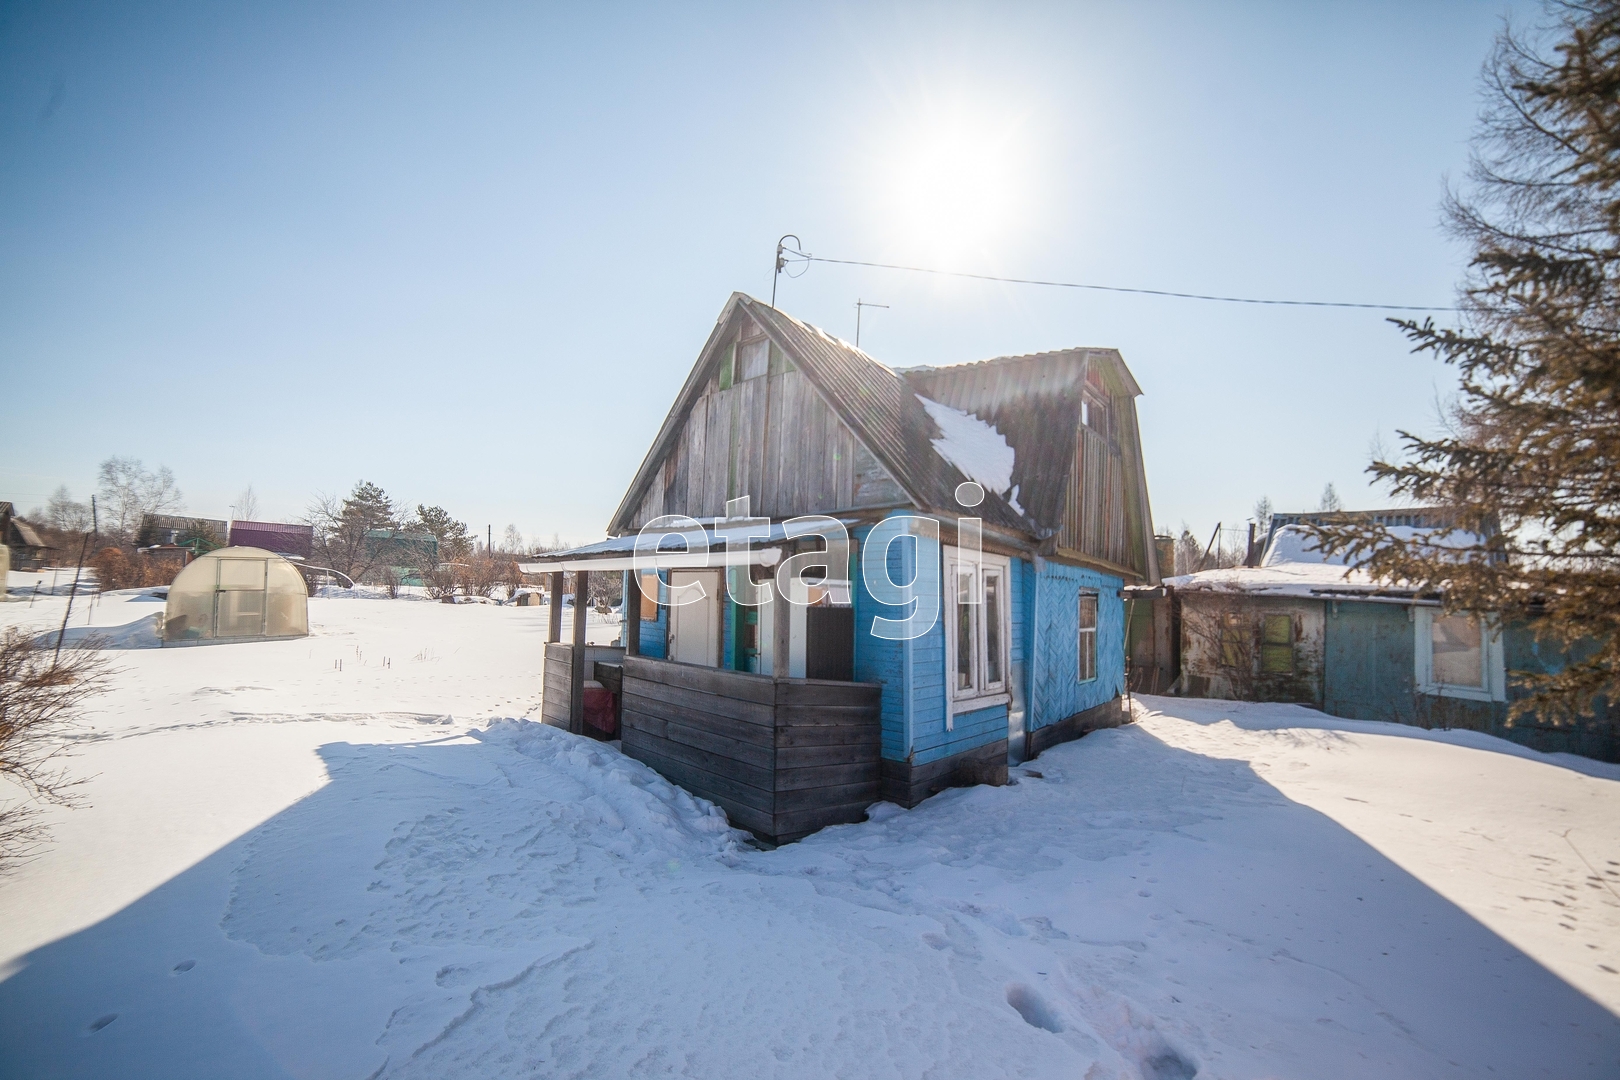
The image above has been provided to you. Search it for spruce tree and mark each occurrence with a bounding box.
[1321,2,1620,723]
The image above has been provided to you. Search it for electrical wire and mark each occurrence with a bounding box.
[778,248,1453,312]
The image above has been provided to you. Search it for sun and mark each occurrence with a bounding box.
[871,99,1033,264]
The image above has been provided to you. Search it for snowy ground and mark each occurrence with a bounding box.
[0,589,1617,1079]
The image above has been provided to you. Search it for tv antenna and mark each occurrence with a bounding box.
[855,299,888,348]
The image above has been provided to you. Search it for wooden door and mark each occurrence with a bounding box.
[668,570,721,667]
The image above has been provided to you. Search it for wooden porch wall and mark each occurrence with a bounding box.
[619,655,882,844]
[541,642,573,730]
[626,366,907,529]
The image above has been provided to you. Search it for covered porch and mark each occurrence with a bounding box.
[520,524,880,845]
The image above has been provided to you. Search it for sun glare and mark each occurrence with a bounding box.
[873,100,1033,264]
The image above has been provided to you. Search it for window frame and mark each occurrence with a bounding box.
[1077,589,1098,682]
[943,547,1012,719]
[1414,607,1505,702]
[1260,614,1294,675]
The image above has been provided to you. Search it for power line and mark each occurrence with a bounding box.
[775,243,1453,312]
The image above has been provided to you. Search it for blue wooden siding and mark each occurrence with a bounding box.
[851,522,1020,766]
[628,569,668,660]
[852,524,914,762]
[1029,560,1124,729]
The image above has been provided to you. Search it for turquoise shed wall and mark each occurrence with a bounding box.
[1030,560,1125,730]
[1322,601,1414,723]
[1317,602,1618,762]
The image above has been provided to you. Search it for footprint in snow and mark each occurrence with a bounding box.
[86,1014,117,1033]
[172,959,196,974]
[1005,983,1064,1033]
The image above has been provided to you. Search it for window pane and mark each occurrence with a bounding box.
[639,573,659,620]
[1261,644,1293,674]
[1262,615,1291,646]
[984,573,1002,685]
[1078,591,1097,681]
[955,572,975,691]
[738,337,769,380]
[1432,614,1483,686]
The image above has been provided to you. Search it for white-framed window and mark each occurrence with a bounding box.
[1077,590,1098,681]
[944,547,1011,718]
[1414,607,1505,702]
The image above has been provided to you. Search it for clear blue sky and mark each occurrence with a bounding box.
[0,1,1515,547]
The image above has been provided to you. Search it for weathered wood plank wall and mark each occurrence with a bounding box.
[626,364,907,530]
[541,642,573,729]
[619,656,881,843]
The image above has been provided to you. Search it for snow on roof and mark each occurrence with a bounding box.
[1168,523,1485,599]
[1261,523,1480,569]
[915,394,1020,510]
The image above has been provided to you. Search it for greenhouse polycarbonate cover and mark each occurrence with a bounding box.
[163,546,308,643]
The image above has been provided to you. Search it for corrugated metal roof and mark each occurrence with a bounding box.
[900,350,1102,536]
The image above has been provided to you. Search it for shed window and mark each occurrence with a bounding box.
[1078,591,1097,682]
[1431,614,1483,688]
[1260,615,1294,674]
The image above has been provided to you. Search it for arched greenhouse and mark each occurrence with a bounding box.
[163,546,309,645]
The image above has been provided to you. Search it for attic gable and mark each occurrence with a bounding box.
[608,296,913,533]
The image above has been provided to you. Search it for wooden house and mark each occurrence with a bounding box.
[522,293,1160,843]
[1,503,50,571]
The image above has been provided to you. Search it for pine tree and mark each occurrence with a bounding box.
[416,505,472,562]
[1320,2,1620,723]
[340,481,396,531]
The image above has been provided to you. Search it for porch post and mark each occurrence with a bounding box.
[570,569,589,735]
[547,571,564,643]
[624,570,641,657]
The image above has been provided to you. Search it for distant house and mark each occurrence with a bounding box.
[0,503,50,570]
[1150,522,1617,762]
[522,292,1160,842]
[228,520,314,560]
[361,529,439,584]
[137,514,227,553]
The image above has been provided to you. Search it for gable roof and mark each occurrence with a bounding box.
[608,293,1029,536]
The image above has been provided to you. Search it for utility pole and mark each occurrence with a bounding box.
[855,299,888,348]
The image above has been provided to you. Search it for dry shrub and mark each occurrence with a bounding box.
[0,629,110,866]
[90,547,134,591]
[90,547,184,591]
